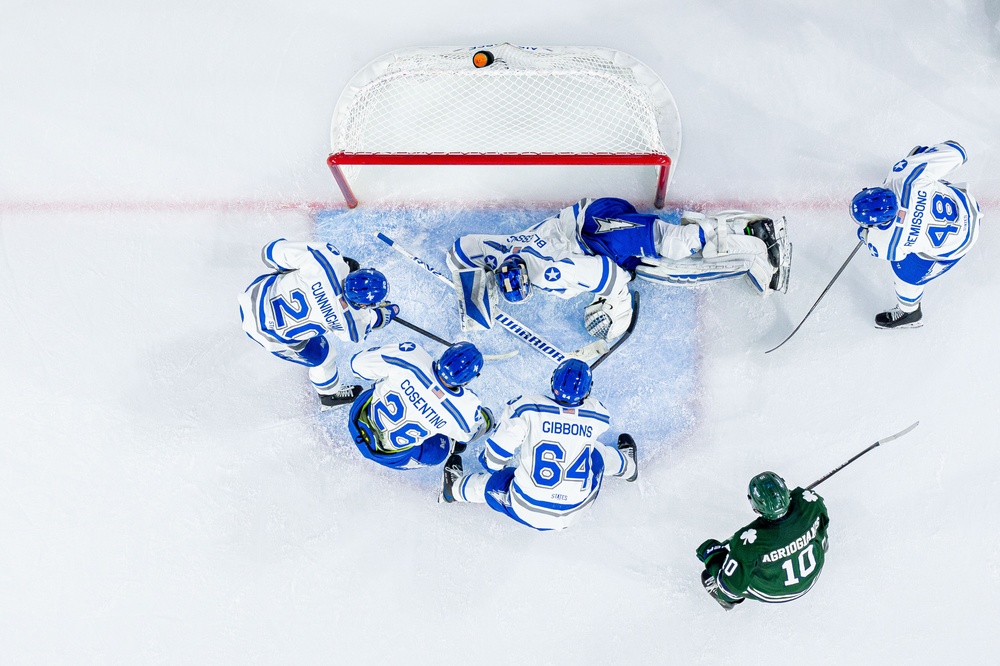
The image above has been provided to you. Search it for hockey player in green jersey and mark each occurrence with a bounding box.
[696,471,830,609]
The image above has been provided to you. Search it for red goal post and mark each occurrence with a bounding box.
[328,44,681,208]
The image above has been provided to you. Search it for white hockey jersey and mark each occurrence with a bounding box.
[350,342,485,451]
[482,394,625,530]
[865,141,981,262]
[238,240,379,352]
[447,215,631,304]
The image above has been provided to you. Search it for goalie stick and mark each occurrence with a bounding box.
[376,232,608,364]
[765,240,864,354]
[807,421,919,490]
[589,291,641,370]
[394,316,518,361]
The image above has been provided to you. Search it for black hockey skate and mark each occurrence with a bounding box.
[617,433,638,482]
[344,256,361,273]
[875,304,923,329]
[440,454,464,503]
[701,569,743,611]
[319,384,363,410]
[745,216,792,294]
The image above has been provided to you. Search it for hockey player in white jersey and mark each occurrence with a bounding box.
[851,140,981,328]
[447,197,788,338]
[439,358,637,531]
[348,341,492,470]
[447,219,635,342]
[238,239,399,409]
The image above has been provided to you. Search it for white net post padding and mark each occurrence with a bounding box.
[328,44,681,208]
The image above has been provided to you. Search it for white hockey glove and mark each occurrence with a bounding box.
[585,299,613,340]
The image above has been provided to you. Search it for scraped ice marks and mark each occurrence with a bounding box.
[309,203,701,483]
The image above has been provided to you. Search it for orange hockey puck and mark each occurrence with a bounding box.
[472,50,494,68]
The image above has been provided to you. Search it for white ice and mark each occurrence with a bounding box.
[2,1,999,663]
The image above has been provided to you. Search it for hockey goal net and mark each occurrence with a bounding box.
[328,43,682,208]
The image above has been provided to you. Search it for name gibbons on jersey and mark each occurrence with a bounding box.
[760,516,822,563]
[399,378,448,430]
[541,420,593,437]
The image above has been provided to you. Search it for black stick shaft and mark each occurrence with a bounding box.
[394,316,452,347]
[806,421,919,490]
[590,291,641,370]
[766,240,864,354]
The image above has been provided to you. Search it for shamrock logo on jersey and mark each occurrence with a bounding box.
[802,490,818,503]
[544,267,561,282]
[740,529,757,545]
[398,342,416,352]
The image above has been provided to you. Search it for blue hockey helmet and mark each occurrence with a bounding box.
[551,359,593,407]
[495,255,531,303]
[851,187,899,226]
[343,268,388,307]
[748,471,790,520]
[434,342,484,388]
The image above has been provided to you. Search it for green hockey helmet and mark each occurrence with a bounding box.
[748,471,790,520]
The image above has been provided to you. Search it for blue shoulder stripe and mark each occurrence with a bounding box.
[887,226,904,261]
[511,403,562,418]
[442,398,471,434]
[900,163,926,208]
[578,409,610,424]
[943,141,967,163]
[381,354,433,388]
[593,256,611,294]
[453,239,477,268]
[486,437,514,458]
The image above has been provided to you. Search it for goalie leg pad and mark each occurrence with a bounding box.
[452,268,495,332]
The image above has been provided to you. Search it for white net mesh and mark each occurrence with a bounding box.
[332,44,680,157]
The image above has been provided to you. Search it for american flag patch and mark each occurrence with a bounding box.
[432,386,444,399]
[563,408,576,415]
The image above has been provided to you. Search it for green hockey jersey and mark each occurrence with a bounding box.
[716,487,830,603]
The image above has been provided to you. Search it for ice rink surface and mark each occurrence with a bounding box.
[2,1,999,663]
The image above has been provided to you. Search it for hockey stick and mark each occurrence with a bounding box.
[806,421,919,490]
[589,291,641,371]
[376,232,607,364]
[394,316,452,346]
[765,240,864,354]
[394,316,518,361]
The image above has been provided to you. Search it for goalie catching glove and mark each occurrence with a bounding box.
[584,292,633,341]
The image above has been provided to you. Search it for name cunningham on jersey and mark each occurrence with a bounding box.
[311,281,346,331]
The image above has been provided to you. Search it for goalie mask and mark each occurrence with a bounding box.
[495,255,531,303]
[343,268,389,307]
[748,471,790,520]
[851,187,898,227]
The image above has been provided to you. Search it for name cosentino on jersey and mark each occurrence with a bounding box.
[400,379,448,430]
[760,516,822,563]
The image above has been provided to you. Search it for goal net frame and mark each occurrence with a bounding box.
[327,44,682,208]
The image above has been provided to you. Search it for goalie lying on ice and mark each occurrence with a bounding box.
[447,217,634,342]
[447,198,790,337]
